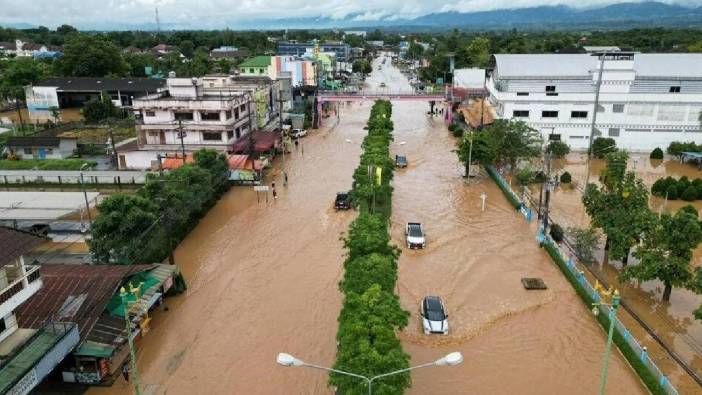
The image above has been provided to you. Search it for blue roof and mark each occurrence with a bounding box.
[681,151,702,159]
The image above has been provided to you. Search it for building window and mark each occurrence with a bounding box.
[545,86,556,92]
[612,104,625,113]
[608,128,620,137]
[0,318,5,333]
[571,111,588,118]
[516,92,529,96]
[200,112,221,121]
[669,86,681,93]
[225,111,232,120]
[541,111,558,118]
[148,131,160,137]
[145,111,155,117]
[202,132,222,141]
[234,108,240,119]
[249,68,254,73]
[23,148,32,155]
[227,130,234,140]
[512,110,529,118]
[174,112,194,121]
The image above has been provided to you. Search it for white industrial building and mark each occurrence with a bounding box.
[487,52,702,151]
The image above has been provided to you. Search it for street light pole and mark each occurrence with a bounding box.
[593,289,621,395]
[276,352,463,395]
[177,120,186,164]
[120,285,143,395]
[586,52,607,186]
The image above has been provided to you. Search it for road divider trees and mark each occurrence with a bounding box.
[331,100,411,394]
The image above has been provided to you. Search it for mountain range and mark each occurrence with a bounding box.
[3,2,702,31]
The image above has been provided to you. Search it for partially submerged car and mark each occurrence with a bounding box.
[290,129,308,138]
[405,222,426,249]
[395,155,407,168]
[335,192,352,210]
[421,296,449,335]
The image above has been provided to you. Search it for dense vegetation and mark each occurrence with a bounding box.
[667,141,702,158]
[89,149,229,264]
[331,101,411,394]
[651,176,702,201]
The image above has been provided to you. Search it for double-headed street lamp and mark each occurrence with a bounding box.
[276,351,463,395]
[592,286,621,395]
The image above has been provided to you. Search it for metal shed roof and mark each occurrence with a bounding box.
[33,77,165,92]
[0,191,99,220]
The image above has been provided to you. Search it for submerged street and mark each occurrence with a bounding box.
[89,56,646,394]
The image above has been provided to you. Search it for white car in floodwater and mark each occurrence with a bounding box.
[421,296,449,335]
[405,222,426,249]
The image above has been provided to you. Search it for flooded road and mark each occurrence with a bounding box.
[88,57,647,395]
[369,56,646,394]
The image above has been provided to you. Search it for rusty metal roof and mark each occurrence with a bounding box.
[16,264,154,342]
[0,227,47,267]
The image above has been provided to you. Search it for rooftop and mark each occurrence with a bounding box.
[0,227,47,267]
[239,56,272,68]
[6,136,74,148]
[493,53,702,80]
[33,77,166,92]
[16,264,154,341]
[0,191,99,221]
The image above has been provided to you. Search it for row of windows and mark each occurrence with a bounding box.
[145,107,247,121]
[512,110,588,119]
[515,86,682,95]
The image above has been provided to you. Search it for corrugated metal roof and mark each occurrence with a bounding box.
[494,53,702,80]
[238,56,271,68]
[454,68,486,89]
[33,77,165,92]
[16,264,154,343]
[0,227,47,267]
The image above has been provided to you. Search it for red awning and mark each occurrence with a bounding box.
[230,131,281,154]
[227,154,263,171]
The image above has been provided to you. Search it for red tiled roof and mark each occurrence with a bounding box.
[162,154,194,170]
[16,264,154,341]
[0,227,47,267]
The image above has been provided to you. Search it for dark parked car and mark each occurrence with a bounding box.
[395,155,407,168]
[335,192,352,210]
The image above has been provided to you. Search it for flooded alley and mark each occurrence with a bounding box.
[89,57,648,394]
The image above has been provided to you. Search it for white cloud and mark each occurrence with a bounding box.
[0,0,700,29]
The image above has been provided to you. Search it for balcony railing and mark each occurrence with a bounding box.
[0,265,40,304]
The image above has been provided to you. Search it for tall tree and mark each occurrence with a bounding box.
[56,34,127,77]
[0,57,48,125]
[621,210,702,302]
[583,150,652,265]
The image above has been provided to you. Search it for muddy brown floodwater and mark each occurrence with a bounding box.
[537,153,702,393]
[88,57,646,395]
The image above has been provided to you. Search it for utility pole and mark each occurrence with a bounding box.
[542,151,552,233]
[120,285,143,395]
[585,52,607,186]
[107,122,118,168]
[276,95,286,168]
[177,120,186,164]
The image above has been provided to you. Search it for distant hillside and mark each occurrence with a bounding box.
[407,2,702,30]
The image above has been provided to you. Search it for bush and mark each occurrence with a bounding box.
[567,227,599,264]
[682,185,697,201]
[651,178,667,197]
[667,183,679,200]
[560,171,572,184]
[546,141,570,158]
[550,223,564,243]
[450,123,463,137]
[667,141,699,157]
[680,204,699,218]
[649,147,664,160]
[515,167,535,186]
[679,176,691,191]
[591,137,616,158]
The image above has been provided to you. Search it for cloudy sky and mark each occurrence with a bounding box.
[1,0,701,29]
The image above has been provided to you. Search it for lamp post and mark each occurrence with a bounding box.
[120,284,144,395]
[276,351,463,395]
[592,287,621,395]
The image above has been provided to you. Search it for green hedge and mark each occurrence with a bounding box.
[542,242,666,395]
[0,159,97,170]
[331,101,411,395]
[484,165,522,210]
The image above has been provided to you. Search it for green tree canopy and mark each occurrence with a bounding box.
[621,210,702,301]
[56,34,127,77]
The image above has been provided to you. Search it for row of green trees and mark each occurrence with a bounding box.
[651,176,702,201]
[331,101,411,395]
[89,149,229,264]
[583,150,702,311]
[667,141,702,158]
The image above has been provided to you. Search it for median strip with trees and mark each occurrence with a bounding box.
[331,100,412,394]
